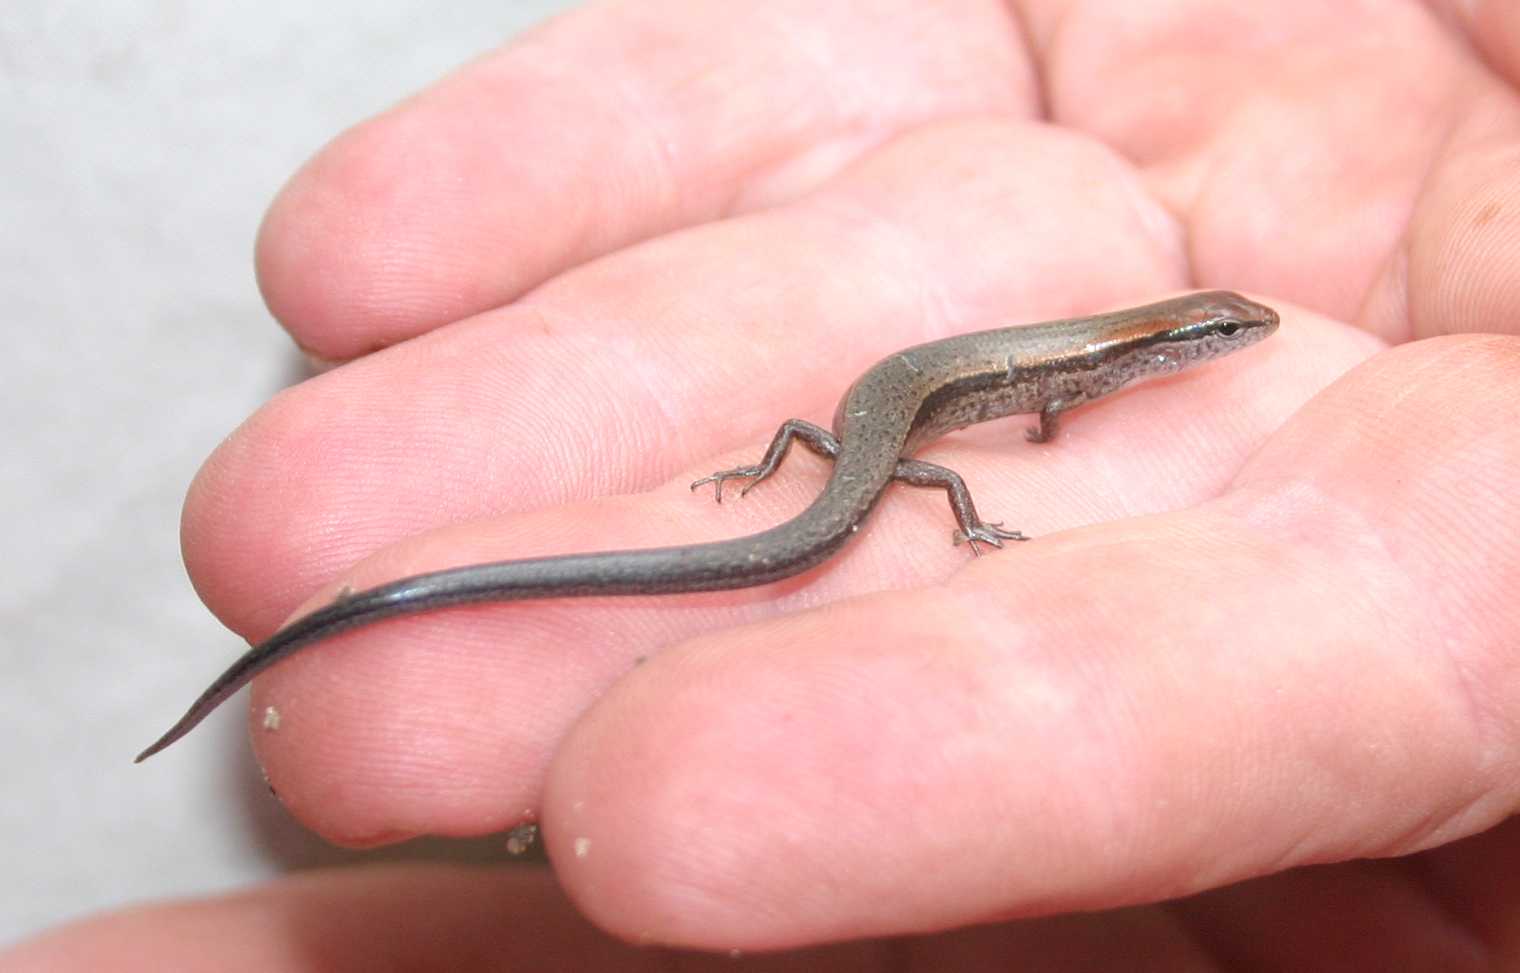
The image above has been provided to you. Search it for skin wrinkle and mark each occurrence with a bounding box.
[1000,1,1050,119]
[1359,238,1413,339]
[604,68,684,224]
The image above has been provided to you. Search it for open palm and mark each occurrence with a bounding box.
[15,1,1520,968]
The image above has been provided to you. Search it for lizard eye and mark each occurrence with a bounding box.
[1217,319,1241,336]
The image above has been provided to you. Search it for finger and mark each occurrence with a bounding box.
[1364,1,1520,343]
[255,0,1033,358]
[0,864,877,971]
[4,858,1501,969]
[541,334,1520,950]
[235,302,1366,846]
[1395,98,1520,344]
[1024,0,1513,332]
[188,120,1193,644]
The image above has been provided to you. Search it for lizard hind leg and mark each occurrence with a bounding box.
[891,458,1028,555]
[690,419,841,502]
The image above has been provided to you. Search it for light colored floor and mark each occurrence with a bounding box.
[2,0,578,945]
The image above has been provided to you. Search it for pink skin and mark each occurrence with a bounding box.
[14,0,1520,967]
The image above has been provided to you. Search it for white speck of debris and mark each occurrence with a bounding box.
[505,824,539,856]
[728,949,744,959]
[262,706,281,731]
[573,837,591,858]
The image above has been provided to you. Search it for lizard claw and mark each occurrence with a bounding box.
[953,521,1028,556]
[690,465,764,503]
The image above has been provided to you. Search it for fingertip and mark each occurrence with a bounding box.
[254,112,500,360]
[541,610,1006,951]
[1408,127,1520,341]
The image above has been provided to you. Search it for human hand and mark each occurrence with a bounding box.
[18,0,1520,967]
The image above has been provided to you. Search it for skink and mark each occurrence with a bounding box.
[137,291,1277,762]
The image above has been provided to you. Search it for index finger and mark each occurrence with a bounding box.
[255,0,1033,358]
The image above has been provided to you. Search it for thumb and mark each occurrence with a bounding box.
[543,331,1520,950]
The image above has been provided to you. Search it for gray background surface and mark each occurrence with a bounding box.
[3,0,578,946]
